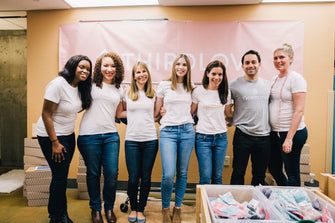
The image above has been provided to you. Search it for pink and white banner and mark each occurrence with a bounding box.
[59,20,304,83]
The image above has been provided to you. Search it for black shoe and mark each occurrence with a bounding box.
[49,215,70,223]
[66,215,73,223]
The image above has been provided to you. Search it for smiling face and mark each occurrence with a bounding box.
[242,54,261,81]
[72,60,91,86]
[134,65,148,88]
[175,57,188,81]
[273,50,293,74]
[101,56,116,84]
[207,67,223,90]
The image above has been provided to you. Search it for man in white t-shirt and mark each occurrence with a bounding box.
[225,50,271,186]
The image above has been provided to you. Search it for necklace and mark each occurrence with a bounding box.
[271,74,288,137]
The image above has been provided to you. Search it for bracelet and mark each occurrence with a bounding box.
[51,139,58,143]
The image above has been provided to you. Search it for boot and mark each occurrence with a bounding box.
[91,209,104,223]
[105,210,117,223]
[172,207,181,223]
[162,208,171,223]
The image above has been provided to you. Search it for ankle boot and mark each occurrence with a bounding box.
[105,210,117,223]
[172,207,181,223]
[91,209,104,223]
[162,208,171,223]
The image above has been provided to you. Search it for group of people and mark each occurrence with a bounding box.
[36,43,308,223]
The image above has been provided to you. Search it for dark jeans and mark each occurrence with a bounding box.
[37,133,75,219]
[125,140,158,212]
[230,128,271,186]
[77,133,120,211]
[269,127,308,186]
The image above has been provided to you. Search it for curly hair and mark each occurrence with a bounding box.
[202,60,228,105]
[93,52,124,89]
[59,55,92,110]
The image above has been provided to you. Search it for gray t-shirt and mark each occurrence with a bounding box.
[230,76,271,136]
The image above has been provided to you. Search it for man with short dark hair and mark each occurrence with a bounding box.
[225,50,271,186]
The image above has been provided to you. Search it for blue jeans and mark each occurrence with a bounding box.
[269,127,308,186]
[37,133,75,219]
[195,132,228,184]
[159,123,195,208]
[77,133,120,211]
[230,128,271,186]
[125,140,158,212]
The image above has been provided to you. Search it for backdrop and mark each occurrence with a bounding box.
[59,20,304,83]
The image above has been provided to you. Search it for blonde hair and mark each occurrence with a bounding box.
[274,43,294,64]
[127,61,156,101]
[168,54,193,92]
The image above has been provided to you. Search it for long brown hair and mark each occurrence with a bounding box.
[202,60,228,104]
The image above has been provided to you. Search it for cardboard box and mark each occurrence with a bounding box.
[26,192,49,200]
[202,185,284,222]
[318,173,332,194]
[300,164,311,174]
[300,173,310,183]
[301,144,310,154]
[25,166,51,178]
[24,147,44,158]
[257,186,335,222]
[24,156,48,166]
[27,199,49,207]
[328,175,335,201]
[78,166,86,174]
[25,177,51,185]
[26,184,49,193]
[300,154,310,164]
[79,159,85,166]
[24,138,40,148]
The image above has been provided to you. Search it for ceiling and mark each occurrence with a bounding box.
[0,0,331,29]
[0,0,261,30]
[0,0,261,11]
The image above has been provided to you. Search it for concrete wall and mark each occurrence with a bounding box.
[0,30,27,166]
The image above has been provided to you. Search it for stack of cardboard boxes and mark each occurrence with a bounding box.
[23,138,51,206]
[76,153,103,200]
[300,144,312,184]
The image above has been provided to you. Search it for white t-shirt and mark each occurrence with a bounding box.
[156,81,194,129]
[124,91,158,141]
[79,82,123,135]
[36,76,82,137]
[192,85,231,134]
[269,71,307,132]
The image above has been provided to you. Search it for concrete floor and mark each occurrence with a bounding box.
[0,187,196,223]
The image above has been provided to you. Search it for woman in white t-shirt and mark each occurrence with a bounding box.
[121,62,158,223]
[36,55,92,223]
[155,54,195,223]
[191,60,230,185]
[77,52,124,223]
[268,44,308,186]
